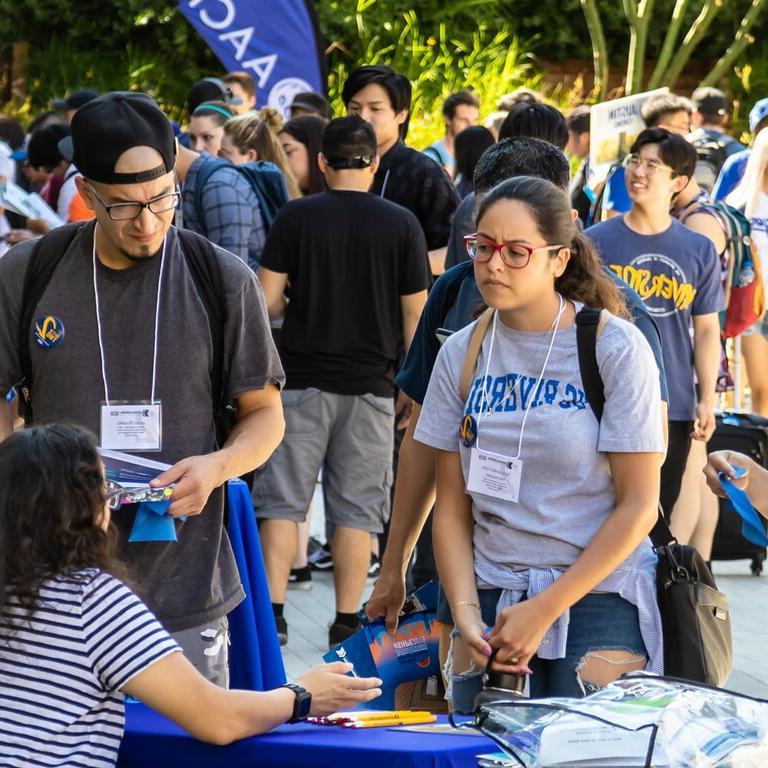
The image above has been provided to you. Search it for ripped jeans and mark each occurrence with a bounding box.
[451,588,647,713]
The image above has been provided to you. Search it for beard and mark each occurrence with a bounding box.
[121,242,162,262]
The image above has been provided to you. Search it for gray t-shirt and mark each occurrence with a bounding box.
[414,307,664,571]
[0,222,285,631]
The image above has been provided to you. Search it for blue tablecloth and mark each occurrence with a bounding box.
[226,479,285,691]
[118,704,495,768]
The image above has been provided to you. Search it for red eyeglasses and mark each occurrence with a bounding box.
[464,234,564,269]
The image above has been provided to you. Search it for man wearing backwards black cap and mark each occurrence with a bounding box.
[256,116,429,648]
[0,92,286,685]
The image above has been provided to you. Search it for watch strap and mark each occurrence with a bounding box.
[282,682,311,723]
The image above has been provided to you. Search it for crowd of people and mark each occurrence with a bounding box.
[1,60,768,765]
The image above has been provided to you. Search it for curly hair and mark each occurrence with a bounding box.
[475,176,629,318]
[0,424,125,622]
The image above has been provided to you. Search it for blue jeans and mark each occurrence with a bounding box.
[451,588,647,713]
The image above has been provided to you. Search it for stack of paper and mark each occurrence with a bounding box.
[0,181,63,230]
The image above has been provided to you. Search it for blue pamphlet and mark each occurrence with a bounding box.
[718,467,768,547]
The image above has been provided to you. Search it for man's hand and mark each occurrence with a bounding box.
[150,453,227,518]
[395,390,413,431]
[704,450,754,499]
[692,401,716,442]
[364,565,407,634]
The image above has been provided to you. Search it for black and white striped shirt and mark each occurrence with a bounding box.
[0,569,180,767]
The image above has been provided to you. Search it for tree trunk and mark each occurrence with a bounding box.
[580,0,610,100]
[648,0,692,89]
[661,0,723,89]
[623,0,656,94]
[701,0,767,87]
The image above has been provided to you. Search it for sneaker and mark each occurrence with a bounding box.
[307,536,325,560]
[367,553,381,579]
[310,544,334,571]
[275,615,288,646]
[328,621,360,648]
[288,564,313,591]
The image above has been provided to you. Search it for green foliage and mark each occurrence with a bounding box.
[0,0,217,122]
[319,1,545,147]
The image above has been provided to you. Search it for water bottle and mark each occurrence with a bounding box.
[473,649,527,711]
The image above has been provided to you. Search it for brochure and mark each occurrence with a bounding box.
[99,449,178,542]
[0,180,63,229]
[323,582,441,710]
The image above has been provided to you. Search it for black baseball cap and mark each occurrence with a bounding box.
[58,91,176,184]
[52,88,100,112]
[186,77,243,114]
[290,91,331,119]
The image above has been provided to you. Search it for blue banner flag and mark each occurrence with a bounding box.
[179,0,326,115]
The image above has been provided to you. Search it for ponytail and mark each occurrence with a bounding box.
[557,231,629,318]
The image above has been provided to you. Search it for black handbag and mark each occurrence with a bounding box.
[651,514,733,686]
[576,309,733,688]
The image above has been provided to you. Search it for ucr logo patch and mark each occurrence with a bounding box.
[33,315,65,348]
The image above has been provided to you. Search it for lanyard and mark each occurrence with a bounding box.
[476,293,565,459]
[92,226,166,406]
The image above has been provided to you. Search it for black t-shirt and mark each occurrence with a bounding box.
[371,140,460,252]
[260,189,430,397]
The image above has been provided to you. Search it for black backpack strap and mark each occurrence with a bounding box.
[176,228,232,447]
[17,222,88,423]
[575,306,605,423]
[576,306,675,546]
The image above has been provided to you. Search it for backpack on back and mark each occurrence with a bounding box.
[193,156,290,236]
[689,130,736,196]
[16,222,236,446]
[680,200,765,337]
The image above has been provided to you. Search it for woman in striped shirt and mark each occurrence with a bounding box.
[0,424,381,767]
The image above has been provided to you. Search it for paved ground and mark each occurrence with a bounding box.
[281,486,768,697]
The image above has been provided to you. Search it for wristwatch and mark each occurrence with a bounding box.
[282,683,312,723]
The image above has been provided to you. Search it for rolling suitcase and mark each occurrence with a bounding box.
[708,411,768,575]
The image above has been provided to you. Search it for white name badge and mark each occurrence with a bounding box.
[467,448,522,503]
[100,402,162,452]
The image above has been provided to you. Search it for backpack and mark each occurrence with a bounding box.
[15,222,236,446]
[679,200,765,338]
[689,130,737,196]
[193,156,290,237]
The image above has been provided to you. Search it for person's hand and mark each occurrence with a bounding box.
[297,662,382,715]
[395,390,413,431]
[364,564,406,634]
[487,598,555,674]
[703,450,754,499]
[452,604,493,670]
[150,453,227,517]
[25,218,50,235]
[3,228,37,245]
[691,401,716,442]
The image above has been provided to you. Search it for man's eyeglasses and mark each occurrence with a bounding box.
[104,479,173,510]
[622,155,674,175]
[464,234,564,269]
[88,184,181,221]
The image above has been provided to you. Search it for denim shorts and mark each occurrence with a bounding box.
[450,588,647,712]
[742,314,768,338]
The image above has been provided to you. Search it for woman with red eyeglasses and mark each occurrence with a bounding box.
[413,175,665,706]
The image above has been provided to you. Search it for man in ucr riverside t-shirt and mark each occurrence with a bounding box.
[587,127,722,518]
[0,92,286,685]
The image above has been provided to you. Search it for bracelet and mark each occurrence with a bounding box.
[453,600,481,611]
